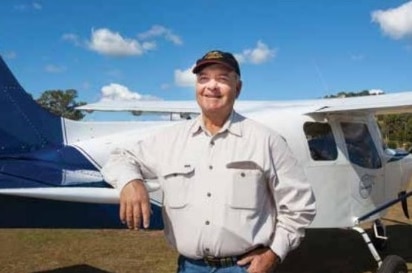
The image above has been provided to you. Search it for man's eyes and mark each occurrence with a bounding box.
[197,76,209,83]
[197,76,230,83]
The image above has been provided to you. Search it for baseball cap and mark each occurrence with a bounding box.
[192,50,241,76]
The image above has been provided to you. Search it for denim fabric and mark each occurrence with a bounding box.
[176,256,248,273]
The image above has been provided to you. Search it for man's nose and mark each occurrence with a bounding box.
[206,78,218,90]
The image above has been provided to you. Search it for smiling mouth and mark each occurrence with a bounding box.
[204,95,222,99]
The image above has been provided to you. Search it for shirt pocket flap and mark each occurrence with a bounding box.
[161,164,195,178]
[226,161,263,171]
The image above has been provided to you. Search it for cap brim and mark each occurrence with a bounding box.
[192,60,236,74]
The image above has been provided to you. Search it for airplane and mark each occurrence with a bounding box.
[0,55,411,273]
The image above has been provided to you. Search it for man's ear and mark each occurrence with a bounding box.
[236,80,242,98]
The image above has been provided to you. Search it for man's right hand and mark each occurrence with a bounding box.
[119,179,151,230]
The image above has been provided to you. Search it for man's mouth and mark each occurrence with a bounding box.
[205,94,222,99]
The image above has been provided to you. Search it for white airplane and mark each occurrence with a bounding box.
[0,55,411,273]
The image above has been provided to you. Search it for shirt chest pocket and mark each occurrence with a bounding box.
[161,165,195,208]
[226,161,266,209]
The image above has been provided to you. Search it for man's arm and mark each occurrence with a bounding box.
[269,135,317,261]
[101,138,158,230]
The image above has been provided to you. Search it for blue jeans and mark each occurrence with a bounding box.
[176,256,248,273]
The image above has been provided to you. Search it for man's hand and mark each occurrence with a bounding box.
[119,179,151,230]
[237,247,280,273]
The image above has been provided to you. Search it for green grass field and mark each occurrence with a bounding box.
[0,205,411,273]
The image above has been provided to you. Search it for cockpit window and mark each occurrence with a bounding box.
[304,122,338,161]
[341,122,382,169]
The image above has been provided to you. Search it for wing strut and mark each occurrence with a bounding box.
[356,191,412,223]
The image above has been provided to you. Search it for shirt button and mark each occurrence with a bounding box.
[209,165,213,170]
[240,172,245,177]
[207,192,211,197]
[205,220,210,225]
[205,248,210,252]
[210,140,215,146]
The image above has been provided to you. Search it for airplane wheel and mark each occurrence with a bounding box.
[376,255,407,273]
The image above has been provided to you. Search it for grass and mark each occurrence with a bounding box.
[0,203,411,273]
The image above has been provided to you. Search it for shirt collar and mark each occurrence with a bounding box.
[190,110,243,137]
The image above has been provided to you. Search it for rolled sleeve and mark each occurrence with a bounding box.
[101,147,145,191]
[101,136,159,191]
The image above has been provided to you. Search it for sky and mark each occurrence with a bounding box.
[1,0,412,120]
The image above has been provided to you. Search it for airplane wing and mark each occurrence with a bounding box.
[77,91,412,116]
[77,100,201,115]
[306,91,412,115]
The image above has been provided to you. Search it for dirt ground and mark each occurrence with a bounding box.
[0,200,411,273]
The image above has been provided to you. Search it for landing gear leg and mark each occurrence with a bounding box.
[371,219,388,251]
[353,226,382,267]
[353,226,407,273]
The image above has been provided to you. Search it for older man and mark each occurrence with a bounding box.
[101,50,316,273]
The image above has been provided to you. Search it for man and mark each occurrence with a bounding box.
[101,50,316,273]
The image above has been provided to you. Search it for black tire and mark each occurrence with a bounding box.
[376,255,407,273]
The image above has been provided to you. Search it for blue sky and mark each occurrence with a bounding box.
[1,0,412,118]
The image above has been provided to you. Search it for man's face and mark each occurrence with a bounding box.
[195,64,242,117]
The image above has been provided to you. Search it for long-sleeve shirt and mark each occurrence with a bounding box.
[101,111,316,261]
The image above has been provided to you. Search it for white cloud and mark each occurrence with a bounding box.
[88,28,154,56]
[234,41,276,64]
[371,1,412,39]
[138,25,183,45]
[369,89,385,95]
[99,83,159,101]
[142,41,157,50]
[174,67,196,87]
[45,64,66,73]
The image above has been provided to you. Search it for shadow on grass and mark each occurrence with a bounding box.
[278,224,412,273]
[32,264,112,273]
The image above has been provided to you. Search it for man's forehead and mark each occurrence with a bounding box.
[197,64,234,75]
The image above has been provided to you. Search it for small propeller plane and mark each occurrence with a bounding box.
[0,55,411,273]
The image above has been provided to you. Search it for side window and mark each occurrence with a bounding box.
[341,122,382,169]
[304,122,338,161]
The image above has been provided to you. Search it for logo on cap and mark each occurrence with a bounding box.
[204,51,224,60]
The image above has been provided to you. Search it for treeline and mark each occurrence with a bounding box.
[325,90,412,150]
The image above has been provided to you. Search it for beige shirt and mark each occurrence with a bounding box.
[101,111,316,261]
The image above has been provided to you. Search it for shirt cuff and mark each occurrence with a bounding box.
[116,173,144,191]
[269,228,291,262]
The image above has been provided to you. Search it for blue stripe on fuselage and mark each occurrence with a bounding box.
[0,194,164,229]
[0,145,104,188]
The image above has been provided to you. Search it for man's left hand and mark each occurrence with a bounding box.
[237,247,279,273]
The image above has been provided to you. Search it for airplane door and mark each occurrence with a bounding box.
[339,121,385,220]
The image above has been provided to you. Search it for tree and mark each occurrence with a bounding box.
[36,89,86,120]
